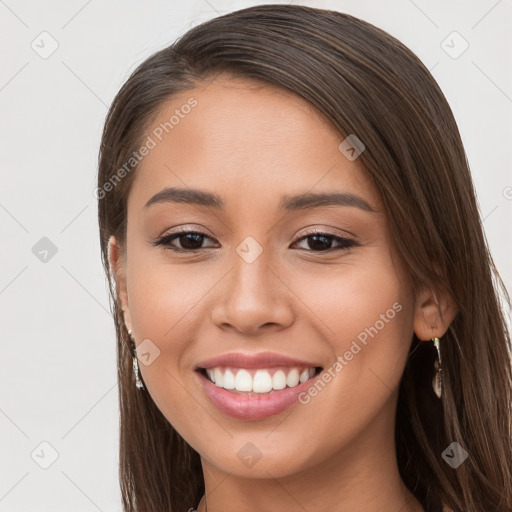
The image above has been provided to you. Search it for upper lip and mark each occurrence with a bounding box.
[195,351,322,370]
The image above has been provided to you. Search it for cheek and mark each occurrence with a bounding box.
[125,245,201,394]
[302,256,414,414]
[265,259,415,464]
[292,254,413,350]
[126,235,209,337]
[125,259,204,433]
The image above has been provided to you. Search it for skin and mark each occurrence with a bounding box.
[109,75,456,512]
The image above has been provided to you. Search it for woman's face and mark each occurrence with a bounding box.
[111,75,420,479]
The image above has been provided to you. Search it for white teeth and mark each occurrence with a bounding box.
[286,368,300,387]
[272,370,287,390]
[253,370,273,393]
[205,366,317,393]
[222,369,236,389]
[214,368,224,387]
[234,369,252,391]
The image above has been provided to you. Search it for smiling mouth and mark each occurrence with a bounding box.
[196,366,323,395]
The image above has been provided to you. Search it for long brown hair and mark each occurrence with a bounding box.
[97,5,512,511]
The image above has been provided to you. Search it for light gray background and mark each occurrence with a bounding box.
[1,0,511,510]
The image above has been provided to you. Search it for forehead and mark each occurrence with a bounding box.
[127,76,380,215]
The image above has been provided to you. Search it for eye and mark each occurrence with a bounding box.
[152,230,217,252]
[152,229,359,254]
[291,232,359,252]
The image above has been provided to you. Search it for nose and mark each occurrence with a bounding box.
[211,249,295,335]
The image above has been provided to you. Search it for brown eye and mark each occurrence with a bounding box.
[152,230,359,254]
[152,230,217,252]
[292,233,359,252]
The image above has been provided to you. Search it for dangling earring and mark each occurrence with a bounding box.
[432,336,442,399]
[128,329,145,390]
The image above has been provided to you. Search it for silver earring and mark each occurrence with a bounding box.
[432,337,442,399]
[128,329,145,390]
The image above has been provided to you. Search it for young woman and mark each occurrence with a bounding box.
[97,4,512,512]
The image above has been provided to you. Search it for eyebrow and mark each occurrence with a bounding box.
[144,187,376,213]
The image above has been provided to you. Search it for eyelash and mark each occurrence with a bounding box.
[152,229,359,254]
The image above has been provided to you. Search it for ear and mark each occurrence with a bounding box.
[108,235,132,332]
[413,284,458,340]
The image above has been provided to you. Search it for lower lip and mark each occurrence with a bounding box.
[195,369,321,420]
